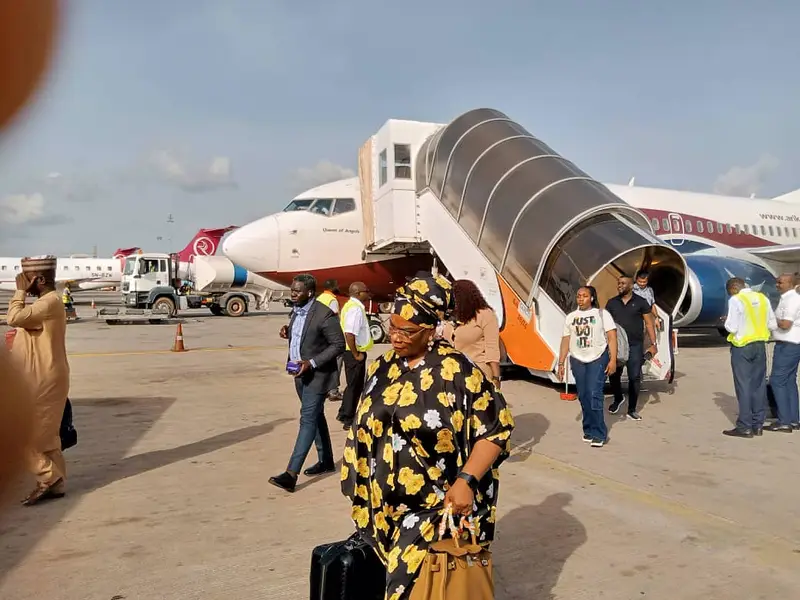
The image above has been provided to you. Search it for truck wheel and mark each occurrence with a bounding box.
[368,316,386,344]
[153,297,176,317]
[209,304,223,316]
[225,296,246,317]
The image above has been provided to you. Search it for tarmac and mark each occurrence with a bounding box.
[1,291,799,599]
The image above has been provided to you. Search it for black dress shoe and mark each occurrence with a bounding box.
[753,426,763,436]
[792,422,800,431]
[303,462,336,476]
[765,423,793,433]
[723,427,753,438]
[268,471,298,493]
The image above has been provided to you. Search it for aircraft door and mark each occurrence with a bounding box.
[667,213,684,247]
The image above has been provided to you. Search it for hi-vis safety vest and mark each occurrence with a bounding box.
[727,290,771,347]
[317,291,337,309]
[340,298,374,352]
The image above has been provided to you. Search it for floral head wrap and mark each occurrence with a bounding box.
[392,272,453,329]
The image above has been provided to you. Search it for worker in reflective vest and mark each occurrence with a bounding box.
[316,280,342,399]
[336,281,373,429]
[723,277,777,438]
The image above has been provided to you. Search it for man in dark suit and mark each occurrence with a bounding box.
[269,274,345,493]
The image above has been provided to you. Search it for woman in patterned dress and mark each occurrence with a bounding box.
[341,273,515,600]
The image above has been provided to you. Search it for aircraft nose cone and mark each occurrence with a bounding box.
[222,216,279,273]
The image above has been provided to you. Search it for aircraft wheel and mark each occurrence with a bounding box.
[369,316,386,344]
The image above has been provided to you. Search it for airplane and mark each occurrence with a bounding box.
[222,109,798,381]
[224,173,800,330]
[0,227,236,292]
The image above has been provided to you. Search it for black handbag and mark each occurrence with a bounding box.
[310,532,385,600]
[60,398,77,451]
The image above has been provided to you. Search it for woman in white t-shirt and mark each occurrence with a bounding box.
[557,286,618,447]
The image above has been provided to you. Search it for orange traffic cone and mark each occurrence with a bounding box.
[4,329,16,351]
[172,323,186,352]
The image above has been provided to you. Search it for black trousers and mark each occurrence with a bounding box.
[337,352,367,424]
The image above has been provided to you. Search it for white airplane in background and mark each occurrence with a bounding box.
[223,113,800,335]
[0,227,236,292]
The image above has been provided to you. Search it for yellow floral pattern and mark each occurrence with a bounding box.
[341,340,515,600]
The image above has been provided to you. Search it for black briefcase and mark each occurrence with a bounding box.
[60,398,78,451]
[310,532,385,600]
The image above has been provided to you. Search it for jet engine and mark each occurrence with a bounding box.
[676,254,779,328]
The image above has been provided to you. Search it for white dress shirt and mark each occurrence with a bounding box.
[724,287,777,344]
[342,297,371,349]
[773,289,800,344]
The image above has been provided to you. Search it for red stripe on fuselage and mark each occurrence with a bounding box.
[640,208,775,248]
[262,255,435,303]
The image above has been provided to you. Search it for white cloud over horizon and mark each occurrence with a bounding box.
[713,154,780,198]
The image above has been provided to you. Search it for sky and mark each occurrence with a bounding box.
[0,1,798,256]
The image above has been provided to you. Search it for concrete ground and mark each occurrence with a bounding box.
[1,292,799,599]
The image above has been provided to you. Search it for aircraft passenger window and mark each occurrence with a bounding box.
[785,227,790,237]
[74,266,79,271]
[685,220,693,233]
[716,222,723,234]
[725,224,732,234]
[309,198,333,216]
[777,227,782,237]
[651,218,659,231]
[760,225,766,235]
[85,266,91,271]
[743,224,749,233]
[769,226,774,236]
[0,265,5,271]
[794,228,798,237]
[379,149,388,187]
[332,198,356,215]
[63,265,68,270]
[107,266,112,271]
[707,220,714,232]
[697,221,704,233]
[282,199,313,212]
[394,144,412,179]
[662,217,669,230]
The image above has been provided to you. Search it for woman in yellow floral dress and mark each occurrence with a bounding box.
[341,273,515,600]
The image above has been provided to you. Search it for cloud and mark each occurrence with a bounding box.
[147,149,237,193]
[291,160,356,191]
[44,171,104,203]
[713,154,779,197]
[0,193,72,237]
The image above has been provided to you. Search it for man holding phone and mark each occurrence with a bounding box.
[7,256,70,506]
[270,274,345,493]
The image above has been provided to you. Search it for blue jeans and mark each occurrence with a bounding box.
[770,342,800,426]
[570,350,609,441]
[287,378,334,473]
[609,341,644,413]
[731,342,767,431]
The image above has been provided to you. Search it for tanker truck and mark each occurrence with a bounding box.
[98,252,285,323]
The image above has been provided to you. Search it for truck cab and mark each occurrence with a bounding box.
[121,252,183,315]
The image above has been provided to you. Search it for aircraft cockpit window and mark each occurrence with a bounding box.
[308,198,333,216]
[333,198,356,215]
[282,199,314,212]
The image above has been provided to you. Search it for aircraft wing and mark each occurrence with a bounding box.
[743,244,800,264]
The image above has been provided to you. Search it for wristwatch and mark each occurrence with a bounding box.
[456,471,480,491]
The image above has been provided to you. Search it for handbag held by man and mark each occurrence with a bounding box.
[309,531,385,600]
[409,505,493,600]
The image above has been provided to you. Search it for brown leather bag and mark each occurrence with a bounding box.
[409,505,494,600]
